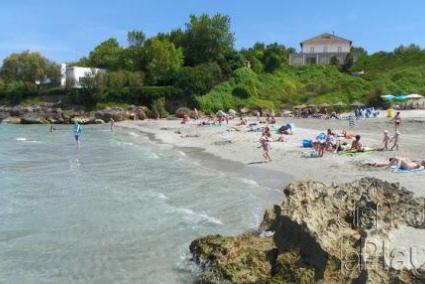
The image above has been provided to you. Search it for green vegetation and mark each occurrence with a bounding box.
[1,14,425,114]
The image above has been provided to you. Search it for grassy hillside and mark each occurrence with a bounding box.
[197,48,425,114]
[196,65,373,113]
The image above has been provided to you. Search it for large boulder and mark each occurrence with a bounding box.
[2,116,22,124]
[175,107,192,118]
[71,116,93,124]
[21,113,48,124]
[190,178,425,283]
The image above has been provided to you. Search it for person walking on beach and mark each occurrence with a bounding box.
[390,131,400,151]
[193,108,199,120]
[73,121,82,146]
[259,127,272,162]
[391,111,401,131]
[382,130,390,150]
[110,118,115,131]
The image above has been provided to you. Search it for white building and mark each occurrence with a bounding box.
[60,64,106,88]
[289,33,353,65]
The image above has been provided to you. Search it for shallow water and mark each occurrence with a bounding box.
[0,125,285,283]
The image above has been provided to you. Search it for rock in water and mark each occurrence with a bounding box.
[190,178,425,283]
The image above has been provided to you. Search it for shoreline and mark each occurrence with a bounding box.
[117,124,291,194]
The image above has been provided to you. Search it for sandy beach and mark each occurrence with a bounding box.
[118,109,425,198]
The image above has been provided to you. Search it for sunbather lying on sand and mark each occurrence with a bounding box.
[369,157,425,170]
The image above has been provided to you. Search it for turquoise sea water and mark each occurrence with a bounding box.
[0,125,284,283]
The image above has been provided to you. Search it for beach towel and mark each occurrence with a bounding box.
[340,151,372,157]
[302,151,321,158]
[391,166,425,173]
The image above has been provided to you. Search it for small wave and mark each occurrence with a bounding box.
[25,140,41,143]
[129,132,139,137]
[157,192,169,200]
[240,178,259,187]
[179,208,222,225]
[15,137,27,141]
[150,153,160,159]
[178,151,186,157]
[115,141,134,146]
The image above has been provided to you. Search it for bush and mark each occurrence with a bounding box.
[151,97,169,118]
[138,86,182,104]
[232,85,253,99]
[173,63,222,97]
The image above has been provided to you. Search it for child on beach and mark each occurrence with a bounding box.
[390,131,400,151]
[383,130,390,150]
[259,128,272,162]
[73,122,82,145]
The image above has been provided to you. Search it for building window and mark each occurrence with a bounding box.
[323,46,328,53]
[338,46,342,53]
[310,47,314,53]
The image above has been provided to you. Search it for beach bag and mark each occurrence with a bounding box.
[303,139,313,148]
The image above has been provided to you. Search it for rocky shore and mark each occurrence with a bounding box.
[0,103,150,124]
[190,178,425,283]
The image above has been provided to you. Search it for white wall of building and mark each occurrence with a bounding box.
[60,64,106,88]
[302,41,351,54]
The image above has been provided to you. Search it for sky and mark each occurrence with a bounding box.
[0,0,424,63]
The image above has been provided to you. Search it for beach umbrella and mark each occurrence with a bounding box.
[351,101,365,107]
[294,104,307,109]
[406,94,424,99]
[393,96,407,102]
[381,95,395,100]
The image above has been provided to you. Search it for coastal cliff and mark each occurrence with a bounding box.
[190,177,425,283]
[0,104,149,124]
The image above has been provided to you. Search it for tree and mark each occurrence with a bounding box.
[127,30,146,48]
[75,72,107,108]
[341,53,354,72]
[263,53,281,73]
[0,51,59,83]
[144,38,183,84]
[183,14,235,65]
[174,62,222,96]
[87,38,123,70]
[330,56,339,66]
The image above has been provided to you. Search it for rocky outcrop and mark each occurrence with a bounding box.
[1,116,22,124]
[21,113,48,124]
[0,104,149,124]
[190,178,425,283]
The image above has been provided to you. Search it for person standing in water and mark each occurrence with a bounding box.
[73,121,82,145]
[110,118,115,131]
